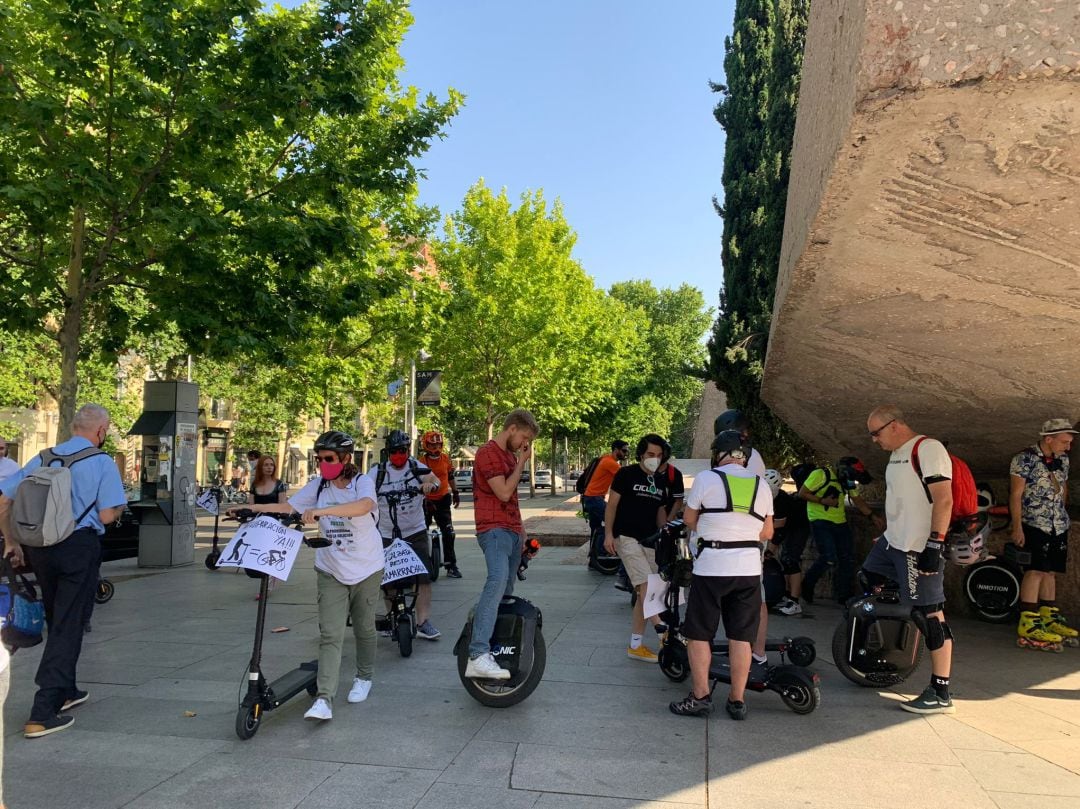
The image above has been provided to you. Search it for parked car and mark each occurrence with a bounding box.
[454,468,473,492]
[520,470,530,484]
[534,469,552,489]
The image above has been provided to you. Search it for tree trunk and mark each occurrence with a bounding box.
[57,206,88,442]
[549,431,557,497]
[323,382,331,431]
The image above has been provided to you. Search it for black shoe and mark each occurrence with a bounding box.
[614,576,633,593]
[669,691,713,717]
[446,565,462,579]
[725,700,748,721]
[24,715,74,738]
[62,690,89,711]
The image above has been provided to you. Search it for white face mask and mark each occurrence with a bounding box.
[642,457,661,473]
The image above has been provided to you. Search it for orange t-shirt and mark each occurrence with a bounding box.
[423,451,454,500]
[584,453,622,497]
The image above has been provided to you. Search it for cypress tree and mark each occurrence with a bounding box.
[707,0,810,465]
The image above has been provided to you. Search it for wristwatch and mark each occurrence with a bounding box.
[929,531,944,540]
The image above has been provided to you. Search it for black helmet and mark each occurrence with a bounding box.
[714,409,748,436]
[838,456,873,487]
[386,429,410,451]
[314,430,355,454]
[710,429,749,462]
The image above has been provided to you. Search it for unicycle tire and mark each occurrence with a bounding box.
[457,629,546,708]
[235,700,261,740]
[95,579,115,605]
[397,615,413,658]
[963,560,1020,624]
[430,543,442,583]
[831,618,924,687]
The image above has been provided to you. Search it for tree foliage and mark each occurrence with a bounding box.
[430,181,639,440]
[0,0,460,435]
[707,0,810,466]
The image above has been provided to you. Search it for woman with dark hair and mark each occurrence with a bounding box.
[228,430,381,722]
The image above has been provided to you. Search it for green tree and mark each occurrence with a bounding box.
[0,0,460,436]
[431,181,637,441]
[707,0,810,465]
[608,281,713,457]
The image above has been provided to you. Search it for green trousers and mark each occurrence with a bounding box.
[315,567,381,702]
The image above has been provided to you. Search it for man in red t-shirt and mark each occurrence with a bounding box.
[464,408,539,680]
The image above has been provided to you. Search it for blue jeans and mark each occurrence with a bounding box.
[802,520,855,602]
[582,495,606,534]
[468,527,521,658]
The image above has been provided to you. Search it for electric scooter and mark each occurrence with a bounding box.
[229,510,323,740]
[652,521,820,714]
[203,486,225,570]
[453,541,546,708]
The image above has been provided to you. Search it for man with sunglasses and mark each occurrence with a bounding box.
[1009,419,1078,649]
[865,405,956,714]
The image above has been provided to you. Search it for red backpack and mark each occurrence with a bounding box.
[911,437,978,522]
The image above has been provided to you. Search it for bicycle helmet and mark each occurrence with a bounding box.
[714,409,748,436]
[837,456,873,488]
[314,430,355,454]
[945,513,990,566]
[976,483,994,511]
[710,430,749,462]
[386,429,410,451]
[422,430,444,453]
[763,469,782,497]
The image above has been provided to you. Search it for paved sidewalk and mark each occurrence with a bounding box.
[4,516,1080,808]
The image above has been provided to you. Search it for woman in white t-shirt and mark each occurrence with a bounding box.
[230,430,381,723]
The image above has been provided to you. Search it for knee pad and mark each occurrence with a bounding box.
[910,605,952,651]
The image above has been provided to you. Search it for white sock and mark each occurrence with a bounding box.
[753,653,768,664]
[630,633,643,649]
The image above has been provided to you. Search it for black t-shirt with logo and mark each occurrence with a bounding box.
[611,465,670,540]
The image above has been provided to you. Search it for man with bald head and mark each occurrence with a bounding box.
[865,405,956,714]
[0,404,127,738]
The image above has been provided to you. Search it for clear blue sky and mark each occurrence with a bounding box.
[397,1,735,310]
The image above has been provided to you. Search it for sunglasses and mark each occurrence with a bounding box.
[868,419,895,439]
[317,454,339,463]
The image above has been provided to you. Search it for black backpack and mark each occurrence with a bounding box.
[575,456,602,495]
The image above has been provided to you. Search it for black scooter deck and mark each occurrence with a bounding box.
[266,660,318,708]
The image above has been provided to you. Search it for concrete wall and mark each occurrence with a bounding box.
[764,0,1080,479]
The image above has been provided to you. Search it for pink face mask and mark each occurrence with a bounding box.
[319,461,344,480]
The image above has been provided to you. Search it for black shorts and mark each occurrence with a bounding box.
[381,530,433,577]
[778,530,809,575]
[1022,524,1069,573]
[682,575,761,644]
[861,537,945,607]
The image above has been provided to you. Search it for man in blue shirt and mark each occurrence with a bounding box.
[0,404,127,738]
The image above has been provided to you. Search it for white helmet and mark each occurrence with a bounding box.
[945,514,990,566]
[976,484,994,512]
[763,469,782,497]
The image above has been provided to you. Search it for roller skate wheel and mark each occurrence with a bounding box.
[1065,637,1080,648]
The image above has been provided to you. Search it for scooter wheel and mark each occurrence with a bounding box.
[235,701,261,740]
[658,644,689,682]
[430,543,442,583]
[769,667,820,715]
[205,551,220,570]
[397,615,413,658]
[95,579,115,605]
[786,637,816,667]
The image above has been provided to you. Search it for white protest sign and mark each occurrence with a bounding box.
[196,489,219,515]
[216,516,304,581]
[642,573,686,620]
[381,538,429,585]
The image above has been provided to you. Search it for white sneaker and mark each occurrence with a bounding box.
[777,599,803,616]
[304,698,332,721]
[347,678,372,704]
[464,652,511,680]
